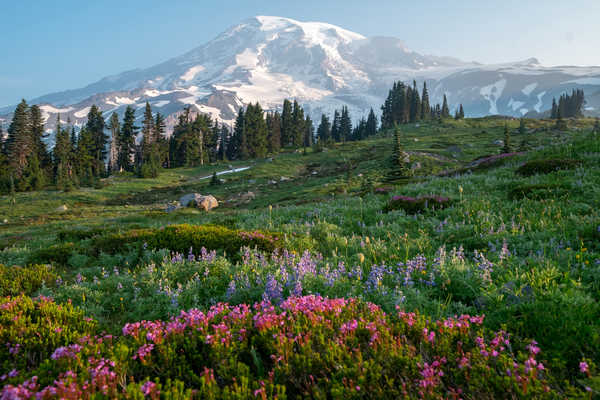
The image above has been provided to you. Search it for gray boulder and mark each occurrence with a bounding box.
[178,193,219,211]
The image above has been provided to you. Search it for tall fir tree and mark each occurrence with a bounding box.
[107,112,120,174]
[29,104,50,170]
[441,94,450,118]
[366,108,378,137]
[119,106,138,172]
[304,115,314,148]
[245,103,268,158]
[291,100,305,147]
[280,99,293,147]
[502,124,512,153]
[53,114,75,190]
[409,80,421,123]
[340,106,353,142]
[6,99,32,179]
[140,102,155,163]
[266,111,281,154]
[420,82,430,120]
[85,105,108,177]
[316,114,331,144]
[331,110,341,142]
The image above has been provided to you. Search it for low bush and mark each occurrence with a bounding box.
[2,295,578,399]
[0,295,97,382]
[0,264,58,296]
[27,242,80,266]
[508,184,572,201]
[384,195,452,214]
[516,158,582,176]
[92,224,283,259]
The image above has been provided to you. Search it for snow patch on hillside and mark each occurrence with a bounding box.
[153,100,170,108]
[508,98,525,112]
[74,107,92,118]
[562,77,600,85]
[521,83,538,96]
[534,91,546,112]
[480,79,507,114]
[181,65,206,82]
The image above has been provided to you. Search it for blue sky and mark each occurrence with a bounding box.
[1,0,599,106]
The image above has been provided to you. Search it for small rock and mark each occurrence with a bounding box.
[2,219,7,224]
[268,180,277,185]
[179,193,219,211]
[280,176,291,182]
[248,179,256,184]
[311,171,318,175]
[166,202,181,213]
[240,191,256,203]
[266,157,274,162]
[56,205,68,212]
[411,162,422,170]
[228,164,234,170]
[493,140,504,146]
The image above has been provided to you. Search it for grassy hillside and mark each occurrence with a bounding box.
[1,117,599,398]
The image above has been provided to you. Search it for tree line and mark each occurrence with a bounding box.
[550,89,585,119]
[380,80,464,130]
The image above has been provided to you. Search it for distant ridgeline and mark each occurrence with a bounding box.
[0,84,589,194]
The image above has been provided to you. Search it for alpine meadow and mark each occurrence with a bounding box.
[1,5,600,399]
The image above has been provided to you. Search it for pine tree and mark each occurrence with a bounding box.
[409,80,421,123]
[29,105,50,170]
[6,99,32,179]
[502,124,512,153]
[280,99,293,147]
[227,108,247,160]
[266,111,281,154]
[420,82,430,120]
[86,105,108,177]
[366,108,378,137]
[53,115,75,190]
[140,102,155,164]
[75,127,96,186]
[316,114,331,144]
[119,106,138,172]
[291,101,305,147]
[210,171,220,186]
[304,115,314,148]
[551,98,558,119]
[218,124,229,161]
[340,106,353,142]
[441,94,450,118]
[107,112,120,174]
[388,124,410,181]
[331,110,341,142]
[153,112,168,168]
[459,104,465,119]
[245,103,268,158]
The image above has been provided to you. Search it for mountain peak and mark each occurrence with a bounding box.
[252,15,366,43]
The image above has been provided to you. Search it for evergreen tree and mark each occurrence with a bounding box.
[420,82,430,120]
[280,99,293,147]
[75,127,96,186]
[441,95,450,118]
[316,114,331,144]
[107,112,120,174]
[409,80,421,123]
[218,124,229,161]
[86,105,108,177]
[366,108,378,137]
[6,99,32,179]
[266,111,281,153]
[210,171,220,186]
[227,108,247,160]
[388,125,410,181]
[459,104,465,119]
[551,98,558,119]
[119,106,138,172]
[340,106,353,142]
[291,100,305,147]
[53,115,75,190]
[153,112,168,168]
[304,115,314,148]
[245,103,268,158]
[140,102,155,164]
[29,105,50,170]
[331,110,341,142]
[502,124,512,153]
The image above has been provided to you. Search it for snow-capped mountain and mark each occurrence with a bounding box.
[1,16,600,136]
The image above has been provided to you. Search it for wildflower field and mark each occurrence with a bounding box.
[1,118,599,398]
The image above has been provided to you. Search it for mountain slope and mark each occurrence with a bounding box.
[1,16,599,138]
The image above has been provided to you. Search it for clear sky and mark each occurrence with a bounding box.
[1,0,599,107]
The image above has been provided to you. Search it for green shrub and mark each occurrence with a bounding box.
[516,158,582,176]
[92,224,283,259]
[0,295,97,380]
[0,264,58,296]
[57,227,118,242]
[508,183,572,201]
[27,242,80,266]
[384,195,452,214]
